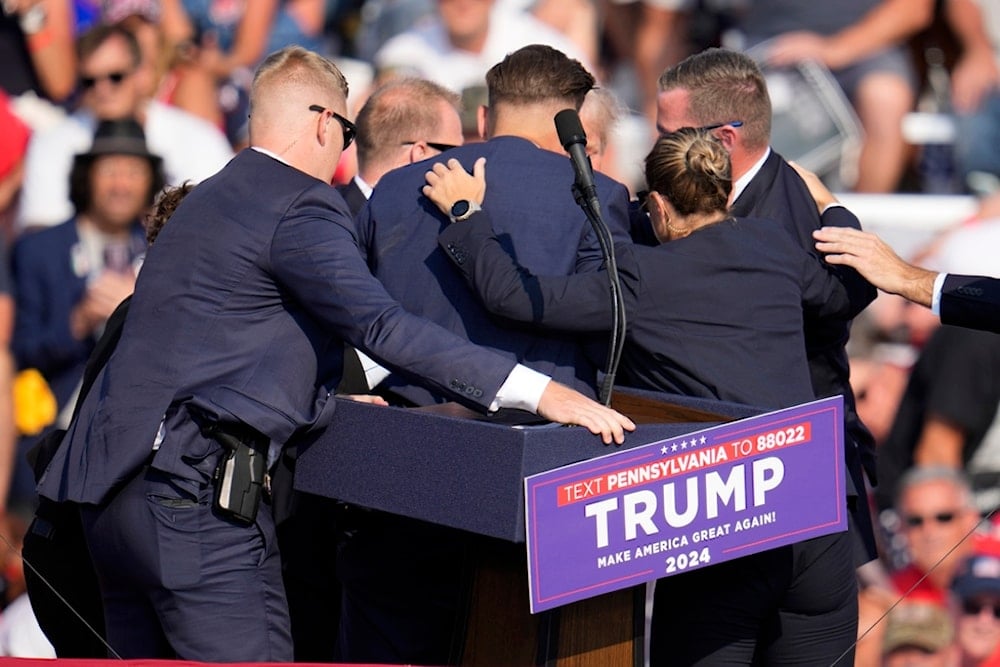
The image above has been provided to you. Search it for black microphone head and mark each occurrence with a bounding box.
[555,108,587,150]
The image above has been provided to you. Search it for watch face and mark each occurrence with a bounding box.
[451,200,471,218]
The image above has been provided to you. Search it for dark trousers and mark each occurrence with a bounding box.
[79,465,292,661]
[22,499,107,658]
[649,531,858,666]
[336,510,473,665]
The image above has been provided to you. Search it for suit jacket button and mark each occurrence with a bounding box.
[473,389,483,398]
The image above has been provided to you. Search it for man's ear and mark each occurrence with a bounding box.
[714,126,738,152]
[407,142,428,164]
[477,105,489,140]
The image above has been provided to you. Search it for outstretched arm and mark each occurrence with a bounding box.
[812,227,936,308]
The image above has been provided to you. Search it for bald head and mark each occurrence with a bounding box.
[355,78,463,184]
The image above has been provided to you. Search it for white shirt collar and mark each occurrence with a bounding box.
[731,147,771,204]
[251,146,289,165]
[354,175,374,199]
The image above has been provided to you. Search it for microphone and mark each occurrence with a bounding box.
[554,108,598,201]
[553,108,626,407]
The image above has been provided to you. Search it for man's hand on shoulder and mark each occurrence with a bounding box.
[536,381,635,445]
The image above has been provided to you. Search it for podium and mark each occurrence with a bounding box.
[295,387,760,666]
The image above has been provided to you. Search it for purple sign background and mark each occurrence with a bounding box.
[524,396,846,613]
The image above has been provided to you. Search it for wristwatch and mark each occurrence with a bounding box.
[449,200,481,223]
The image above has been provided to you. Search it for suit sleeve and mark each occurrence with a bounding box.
[10,237,91,374]
[268,185,517,411]
[817,205,877,311]
[940,274,1000,334]
[438,211,639,332]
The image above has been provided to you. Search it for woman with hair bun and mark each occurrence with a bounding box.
[423,127,870,664]
[426,127,867,411]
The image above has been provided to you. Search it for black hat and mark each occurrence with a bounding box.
[75,118,162,166]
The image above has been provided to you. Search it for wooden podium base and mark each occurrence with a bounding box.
[457,391,732,666]
[461,540,643,667]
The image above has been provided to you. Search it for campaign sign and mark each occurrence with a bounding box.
[524,396,846,613]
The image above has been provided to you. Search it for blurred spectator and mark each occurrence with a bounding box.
[875,326,1000,514]
[17,22,232,232]
[372,0,591,94]
[734,0,935,193]
[951,547,1000,666]
[10,118,162,505]
[602,0,691,120]
[529,0,598,69]
[0,0,76,105]
[946,0,1000,194]
[881,601,956,667]
[579,85,624,173]
[0,88,32,232]
[159,0,328,145]
[890,467,981,601]
[855,467,979,666]
[103,0,224,129]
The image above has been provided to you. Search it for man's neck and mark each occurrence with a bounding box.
[490,105,566,154]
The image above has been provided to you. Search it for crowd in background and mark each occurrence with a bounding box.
[2,0,1000,664]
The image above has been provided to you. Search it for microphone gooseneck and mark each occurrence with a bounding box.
[553,108,626,408]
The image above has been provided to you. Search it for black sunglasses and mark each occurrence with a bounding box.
[962,600,1000,619]
[401,140,459,153]
[903,511,958,528]
[81,70,130,89]
[309,104,357,150]
[657,120,744,137]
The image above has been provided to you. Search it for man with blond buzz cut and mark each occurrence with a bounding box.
[36,46,633,662]
[656,47,878,564]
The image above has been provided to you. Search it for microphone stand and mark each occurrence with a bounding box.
[571,182,627,407]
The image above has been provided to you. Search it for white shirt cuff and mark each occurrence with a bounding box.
[356,350,391,390]
[931,272,948,316]
[490,364,551,413]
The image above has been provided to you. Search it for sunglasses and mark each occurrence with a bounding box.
[401,140,459,153]
[309,104,357,150]
[903,511,958,528]
[81,70,130,89]
[962,600,1000,619]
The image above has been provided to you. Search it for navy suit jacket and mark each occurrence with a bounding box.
[11,218,145,410]
[941,274,1000,334]
[439,209,867,410]
[38,149,520,505]
[357,135,632,406]
[335,179,368,218]
[730,151,877,484]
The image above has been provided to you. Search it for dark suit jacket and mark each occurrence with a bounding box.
[941,274,1000,334]
[730,151,877,486]
[357,135,632,406]
[11,219,145,409]
[336,179,368,218]
[38,149,520,505]
[440,209,867,410]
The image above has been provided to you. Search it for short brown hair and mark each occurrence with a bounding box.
[486,44,594,110]
[658,48,771,151]
[77,23,142,70]
[645,128,730,217]
[355,78,461,169]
